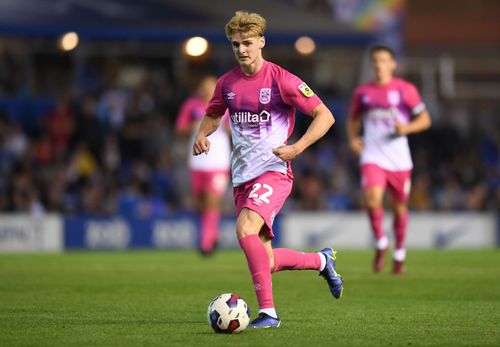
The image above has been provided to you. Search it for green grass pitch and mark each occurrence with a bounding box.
[1,249,499,346]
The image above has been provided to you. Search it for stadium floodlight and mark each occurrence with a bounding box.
[59,32,79,52]
[295,36,316,55]
[184,36,209,57]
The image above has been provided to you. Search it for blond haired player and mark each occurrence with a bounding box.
[193,11,343,328]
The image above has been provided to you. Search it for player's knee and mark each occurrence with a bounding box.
[236,228,254,239]
[393,203,408,216]
[236,209,264,239]
[235,219,259,239]
[365,197,382,209]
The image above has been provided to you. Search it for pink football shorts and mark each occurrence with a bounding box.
[233,171,293,239]
[361,163,412,203]
[191,170,230,197]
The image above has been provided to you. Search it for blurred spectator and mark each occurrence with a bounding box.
[294,169,328,210]
[96,80,129,131]
[67,143,98,181]
[102,134,121,172]
[72,95,104,161]
[326,165,354,210]
[409,172,432,210]
[10,166,44,215]
[434,176,467,211]
[465,183,488,210]
[119,103,148,164]
[150,148,177,213]
[31,133,53,165]
[41,94,75,160]
[3,121,28,160]
[143,112,171,163]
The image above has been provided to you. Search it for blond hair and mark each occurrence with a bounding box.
[224,11,267,40]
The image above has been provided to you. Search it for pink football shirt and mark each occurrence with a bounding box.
[206,60,322,186]
[349,78,426,171]
[176,97,230,171]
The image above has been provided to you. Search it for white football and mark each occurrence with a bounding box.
[207,293,251,333]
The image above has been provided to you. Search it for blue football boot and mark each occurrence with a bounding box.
[247,313,281,329]
[319,248,344,299]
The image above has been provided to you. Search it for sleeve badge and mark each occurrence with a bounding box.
[298,82,315,97]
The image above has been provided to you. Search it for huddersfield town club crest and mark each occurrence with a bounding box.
[259,88,271,104]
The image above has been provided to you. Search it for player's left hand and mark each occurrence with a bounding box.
[273,144,302,161]
[394,122,408,136]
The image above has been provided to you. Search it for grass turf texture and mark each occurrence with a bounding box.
[0,250,499,346]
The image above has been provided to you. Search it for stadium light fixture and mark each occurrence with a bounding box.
[59,32,79,51]
[184,36,209,57]
[295,36,316,55]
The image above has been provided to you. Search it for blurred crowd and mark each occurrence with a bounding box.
[0,48,498,217]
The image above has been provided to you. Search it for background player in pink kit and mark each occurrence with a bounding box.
[347,46,432,274]
[193,11,343,329]
[175,76,231,255]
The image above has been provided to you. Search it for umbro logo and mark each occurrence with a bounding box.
[227,92,236,100]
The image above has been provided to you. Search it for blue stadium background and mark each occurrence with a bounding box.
[0,0,498,250]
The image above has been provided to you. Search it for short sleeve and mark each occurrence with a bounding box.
[278,71,322,115]
[348,87,364,119]
[205,77,227,117]
[403,82,426,116]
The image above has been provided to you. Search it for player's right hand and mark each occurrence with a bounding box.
[192,135,211,156]
[349,137,364,156]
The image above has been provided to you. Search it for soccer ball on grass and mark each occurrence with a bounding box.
[207,293,250,333]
